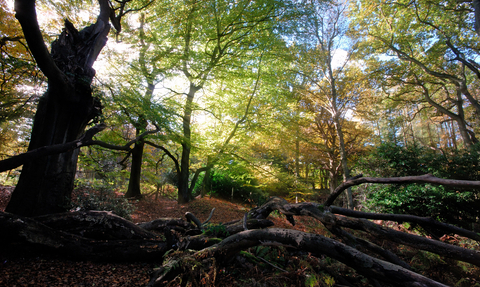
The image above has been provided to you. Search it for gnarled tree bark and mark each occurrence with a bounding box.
[6,0,112,216]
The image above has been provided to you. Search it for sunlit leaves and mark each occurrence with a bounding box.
[0,0,44,158]
[349,0,480,147]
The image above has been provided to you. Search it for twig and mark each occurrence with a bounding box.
[202,208,216,225]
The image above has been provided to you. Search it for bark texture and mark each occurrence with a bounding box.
[6,0,111,216]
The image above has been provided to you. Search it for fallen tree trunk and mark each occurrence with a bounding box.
[0,210,273,261]
[35,210,159,240]
[0,211,170,261]
[328,205,480,242]
[249,197,480,267]
[148,228,448,287]
[1,191,479,286]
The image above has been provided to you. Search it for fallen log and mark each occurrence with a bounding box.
[35,210,159,240]
[148,228,449,287]
[249,197,480,267]
[0,211,170,261]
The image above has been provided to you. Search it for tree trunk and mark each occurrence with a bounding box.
[332,115,353,209]
[124,16,157,200]
[125,115,148,199]
[201,162,212,198]
[7,96,96,216]
[125,139,145,199]
[178,83,200,203]
[6,1,110,216]
[450,120,458,149]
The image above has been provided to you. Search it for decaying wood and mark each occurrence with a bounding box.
[0,209,273,261]
[250,197,480,267]
[148,228,448,287]
[35,210,158,240]
[137,217,196,233]
[332,214,480,266]
[329,205,480,242]
[0,211,169,261]
[325,222,412,270]
[2,175,479,287]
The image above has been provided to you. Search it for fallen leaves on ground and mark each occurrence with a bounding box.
[1,188,315,287]
[0,257,152,287]
[130,195,249,224]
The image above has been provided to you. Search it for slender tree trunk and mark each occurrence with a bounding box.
[124,64,153,199]
[295,136,300,180]
[125,139,145,199]
[455,116,473,148]
[320,169,327,190]
[332,116,353,209]
[325,41,353,208]
[201,167,212,198]
[328,73,352,208]
[450,120,458,149]
[327,159,337,194]
[201,157,212,198]
[178,83,199,203]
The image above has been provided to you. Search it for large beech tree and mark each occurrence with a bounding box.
[5,0,119,216]
[294,0,359,207]
[350,0,480,148]
[134,0,292,203]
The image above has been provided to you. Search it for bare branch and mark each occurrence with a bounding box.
[144,141,181,176]
[325,174,480,206]
[0,124,159,173]
[328,206,480,242]
[0,124,106,173]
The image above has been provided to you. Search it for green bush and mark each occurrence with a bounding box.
[198,169,268,206]
[70,181,135,219]
[356,142,480,229]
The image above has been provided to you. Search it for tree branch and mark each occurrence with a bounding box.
[0,124,106,173]
[328,206,480,242]
[14,0,64,81]
[0,124,160,173]
[249,197,480,267]
[150,228,449,287]
[144,141,181,177]
[325,174,480,206]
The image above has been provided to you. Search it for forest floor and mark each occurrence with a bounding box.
[2,186,479,286]
[0,186,329,287]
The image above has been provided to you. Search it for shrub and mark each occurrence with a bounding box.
[356,142,480,230]
[70,181,135,219]
[197,169,268,206]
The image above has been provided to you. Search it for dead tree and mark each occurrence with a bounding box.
[1,174,479,286]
